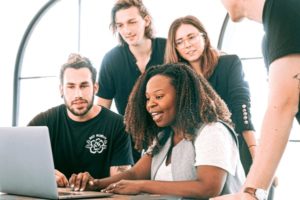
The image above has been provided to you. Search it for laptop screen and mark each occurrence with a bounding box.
[0,127,112,199]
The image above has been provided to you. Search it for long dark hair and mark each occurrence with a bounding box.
[124,63,232,150]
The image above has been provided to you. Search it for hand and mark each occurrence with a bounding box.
[69,172,98,191]
[209,192,257,200]
[102,180,143,195]
[55,169,69,187]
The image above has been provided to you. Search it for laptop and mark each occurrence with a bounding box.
[0,126,113,199]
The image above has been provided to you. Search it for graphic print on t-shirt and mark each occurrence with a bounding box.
[85,134,108,154]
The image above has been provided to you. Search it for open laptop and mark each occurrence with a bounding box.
[0,126,112,199]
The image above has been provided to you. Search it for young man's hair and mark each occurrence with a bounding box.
[110,0,154,45]
[124,62,232,150]
[164,15,219,79]
[59,53,97,84]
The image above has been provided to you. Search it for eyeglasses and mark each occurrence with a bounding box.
[175,33,204,49]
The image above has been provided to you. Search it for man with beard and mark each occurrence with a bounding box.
[28,54,133,190]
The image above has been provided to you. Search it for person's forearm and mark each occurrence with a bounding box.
[97,97,112,109]
[244,55,300,191]
[94,169,136,189]
[110,165,132,176]
[242,130,257,158]
[140,180,221,199]
[244,105,294,190]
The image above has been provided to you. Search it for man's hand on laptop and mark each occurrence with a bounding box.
[55,169,69,187]
[69,172,98,192]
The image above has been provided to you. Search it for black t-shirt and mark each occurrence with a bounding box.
[28,105,133,179]
[262,0,300,67]
[97,37,166,115]
[262,0,300,122]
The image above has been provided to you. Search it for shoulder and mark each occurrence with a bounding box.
[100,45,129,73]
[218,54,241,65]
[40,104,64,117]
[105,44,127,55]
[28,104,64,125]
[215,54,243,72]
[153,37,166,44]
[152,37,167,48]
[100,106,124,122]
[195,122,235,144]
[102,45,128,62]
[199,122,230,134]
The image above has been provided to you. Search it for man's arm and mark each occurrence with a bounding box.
[210,55,300,200]
[245,54,300,189]
[68,154,152,191]
[97,97,112,109]
[110,165,132,176]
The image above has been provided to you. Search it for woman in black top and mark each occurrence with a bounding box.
[164,15,257,174]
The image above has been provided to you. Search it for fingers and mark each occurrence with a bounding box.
[69,172,93,191]
[101,182,121,193]
[101,183,116,193]
[209,193,251,200]
[88,179,104,191]
[55,170,69,187]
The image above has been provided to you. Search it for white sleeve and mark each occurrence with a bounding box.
[194,122,239,176]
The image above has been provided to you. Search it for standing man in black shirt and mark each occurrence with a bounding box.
[28,54,133,190]
[97,0,166,116]
[97,0,166,162]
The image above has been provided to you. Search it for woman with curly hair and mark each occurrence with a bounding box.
[68,63,245,199]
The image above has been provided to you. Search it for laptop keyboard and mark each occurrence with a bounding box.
[58,191,83,196]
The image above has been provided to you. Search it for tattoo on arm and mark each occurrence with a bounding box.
[110,165,131,176]
[293,73,300,89]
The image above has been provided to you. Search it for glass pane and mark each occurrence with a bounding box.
[79,0,116,69]
[18,77,62,126]
[143,0,227,46]
[222,19,265,58]
[21,0,79,78]
[0,0,48,126]
[241,58,268,139]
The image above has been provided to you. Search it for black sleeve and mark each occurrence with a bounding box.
[263,0,300,66]
[27,111,48,126]
[226,55,255,134]
[110,122,134,166]
[97,52,115,100]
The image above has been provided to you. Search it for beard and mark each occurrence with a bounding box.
[65,96,94,117]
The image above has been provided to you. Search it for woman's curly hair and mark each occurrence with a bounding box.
[124,63,232,151]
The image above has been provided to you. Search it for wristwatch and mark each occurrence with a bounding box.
[243,187,268,200]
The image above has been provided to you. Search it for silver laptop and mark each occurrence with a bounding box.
[0,126,112,199]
